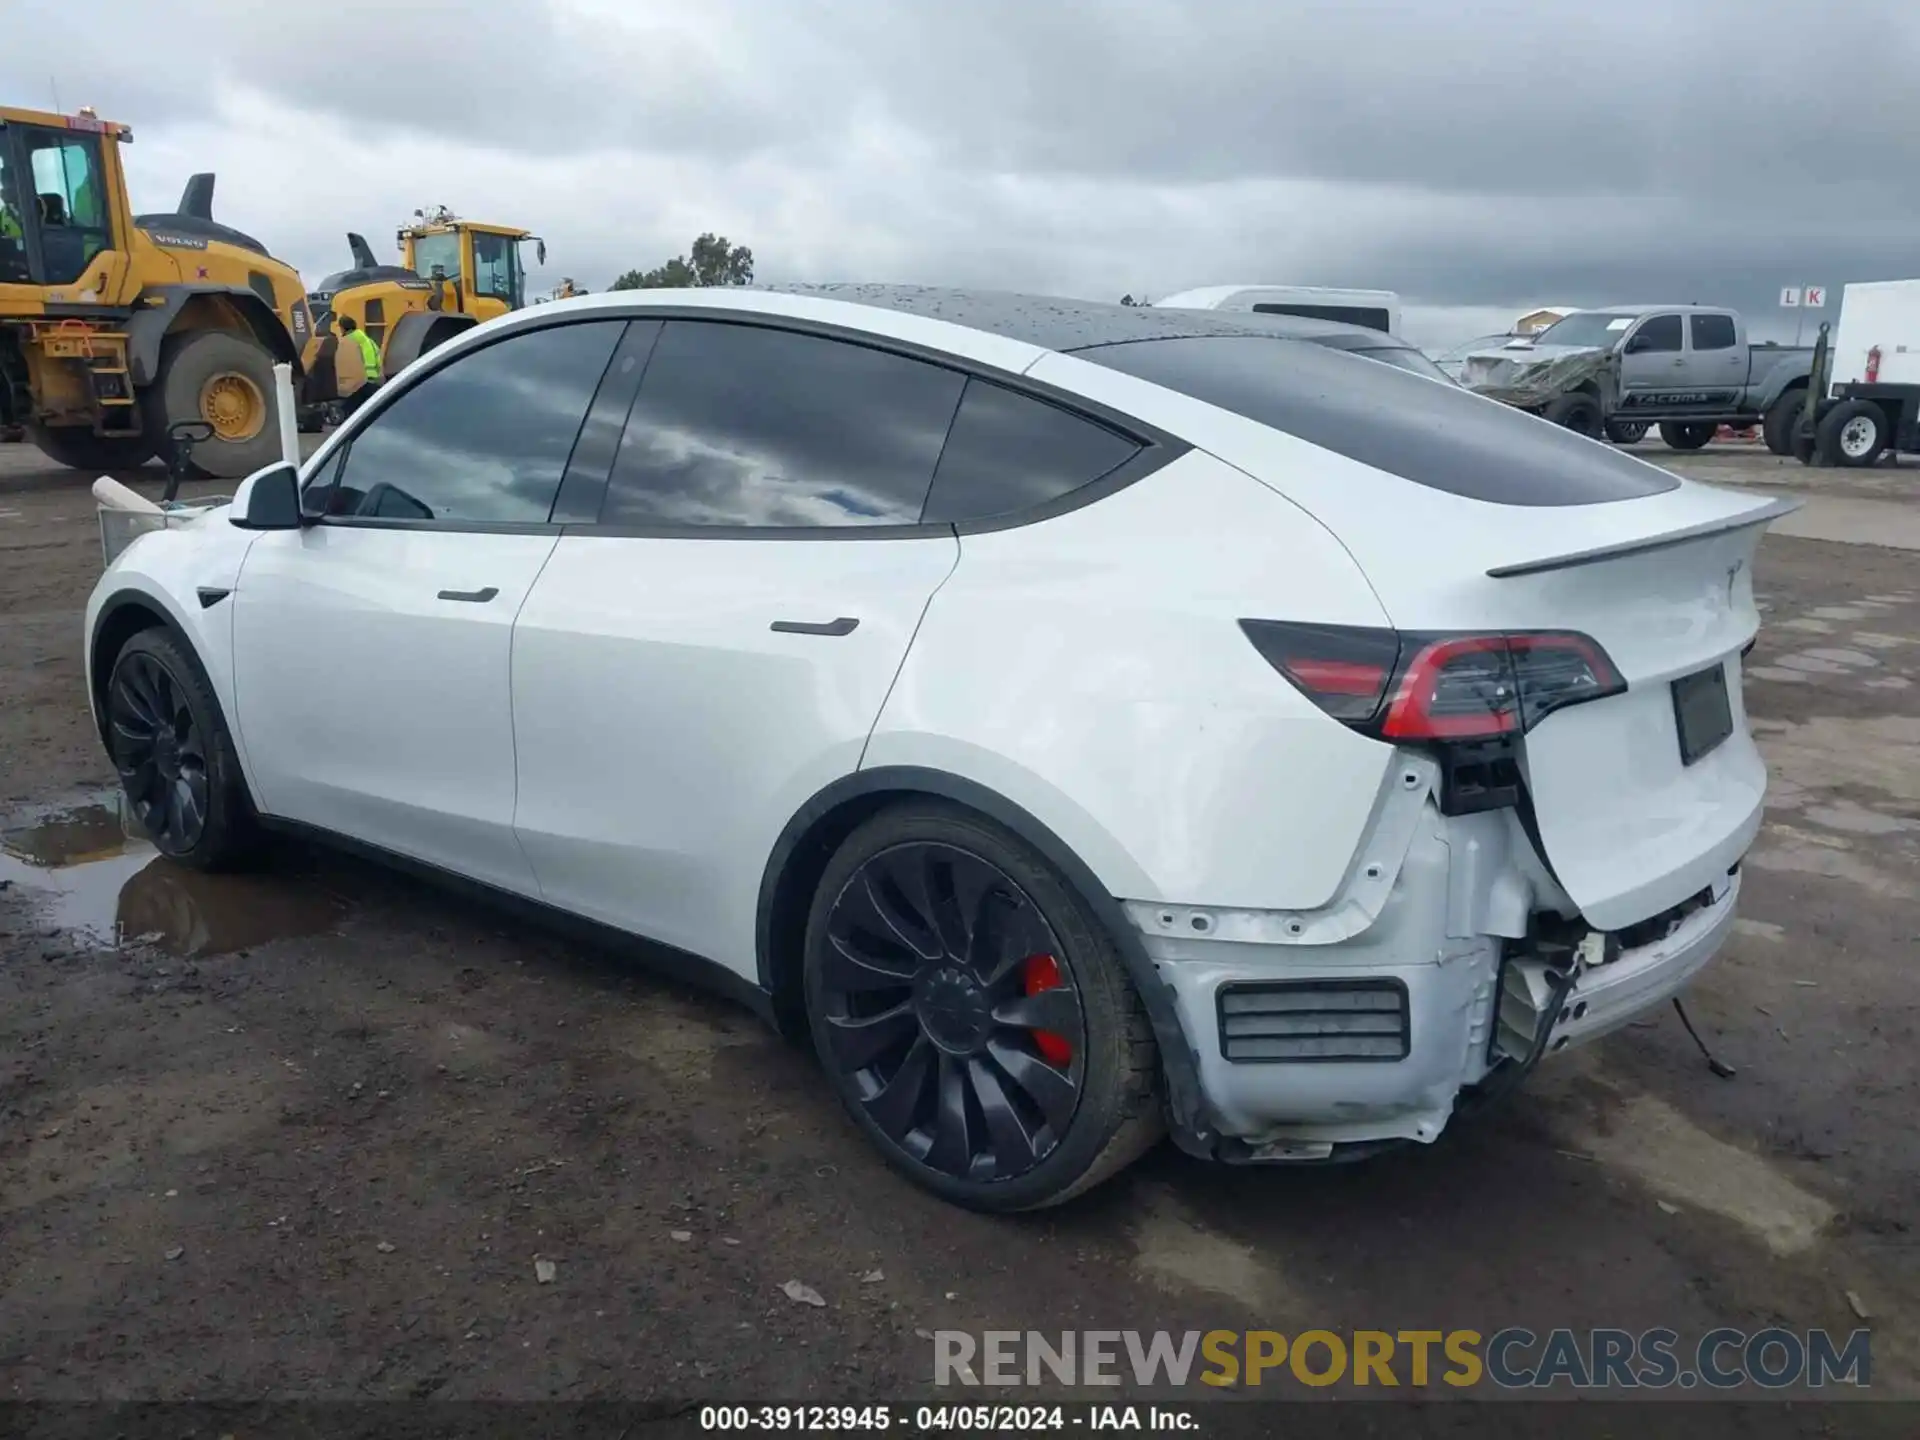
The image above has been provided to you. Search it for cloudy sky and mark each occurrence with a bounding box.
[6,0,1916,347]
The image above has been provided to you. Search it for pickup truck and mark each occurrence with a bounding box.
[1459,305,1814,452]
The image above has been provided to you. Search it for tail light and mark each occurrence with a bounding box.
[1238,621,1624,742]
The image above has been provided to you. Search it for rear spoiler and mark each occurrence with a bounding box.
[1486,497,1804,579]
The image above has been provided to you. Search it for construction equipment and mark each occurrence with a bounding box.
[299,207,546,414]
[0,104,314,478]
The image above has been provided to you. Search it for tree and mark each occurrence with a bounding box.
[611,233,755,291]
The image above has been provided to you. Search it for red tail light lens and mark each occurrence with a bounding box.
[1239,621,1623,741]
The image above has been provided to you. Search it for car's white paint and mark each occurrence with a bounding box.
[84,284,1790,1152]
[865,448,1397,913]
[232,526,561,896]
[511,532,961,974]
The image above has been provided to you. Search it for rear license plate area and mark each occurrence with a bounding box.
[1671,662,1733,766]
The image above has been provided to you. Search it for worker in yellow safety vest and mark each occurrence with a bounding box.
[337,315,384,417]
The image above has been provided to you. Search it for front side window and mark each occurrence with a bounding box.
[24,130,109,283]
[327,320,623,523]
[1628,314,1683,353]
[0,136,28,283]
[410,231,460,283]
[472,231,521,306]
[922,378,1140,524]
[600,320,965,529]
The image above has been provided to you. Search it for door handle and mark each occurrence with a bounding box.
[437,586,500,603]
[770,617,859,636]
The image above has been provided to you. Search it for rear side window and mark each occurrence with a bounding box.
[1079,336,1679,507]
[922,379,1141,524]
[601,320,965,528]
[1690,314,1737,351]
[331,319,624,523]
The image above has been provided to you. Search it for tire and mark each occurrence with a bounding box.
[1791,415,1819,465]
[803,800,1162,1212]
[1542,391,1603,438]
[28,424,155,472]
[1659,421,1716,451]
[145,329,283,480]
[1762,387,1806,456]
[104,628,257,871]
[1603,419,1648,445]
[1815,399,1888,468]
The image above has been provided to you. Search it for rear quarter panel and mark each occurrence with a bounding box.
[866,450,1399,911]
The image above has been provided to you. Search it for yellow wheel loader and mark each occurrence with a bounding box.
[300,208,545,415]
[0,104,313,479]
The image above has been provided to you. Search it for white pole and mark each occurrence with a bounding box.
[273,362,299,467]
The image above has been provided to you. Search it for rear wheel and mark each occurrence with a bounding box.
[146,330,283,480]
[1816,399,1888,468]
[804,801,1161,1211]
[1542,391,1603,438]
[1603,419,1648,444]
[28,424,155,472]
[1763,387,1806,456]
[105,628,256,871]
[1659,421,1716,451]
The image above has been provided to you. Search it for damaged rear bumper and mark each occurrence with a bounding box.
[1130,755,1745,1163]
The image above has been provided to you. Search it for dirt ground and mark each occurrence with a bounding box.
[1,437,1916,1419]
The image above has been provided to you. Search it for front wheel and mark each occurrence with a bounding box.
[105,628,256,870]
[1604,419,1648,445]
[804,801,1162,1211]
[1659,421,1717,451]
[1542,391,1603,438]
[147,330,284,480]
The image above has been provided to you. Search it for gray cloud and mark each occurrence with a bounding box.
[5,0,1916,348]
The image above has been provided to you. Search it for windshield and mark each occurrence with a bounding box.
[1354,344,1454,384]
[1532,313,1637,348]
[472,230,523,307]
[411,231,461,283]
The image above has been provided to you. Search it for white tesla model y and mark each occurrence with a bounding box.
[85,285,1792,1211]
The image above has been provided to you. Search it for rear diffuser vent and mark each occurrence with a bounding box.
[1216,979,1410,1063]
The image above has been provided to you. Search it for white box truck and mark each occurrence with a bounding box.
[1802,279,1920,467]
[1154,285,1401,336]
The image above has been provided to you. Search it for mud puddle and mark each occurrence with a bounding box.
[0,792,342,956]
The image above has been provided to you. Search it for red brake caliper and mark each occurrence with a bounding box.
[1021,953,1074,1067]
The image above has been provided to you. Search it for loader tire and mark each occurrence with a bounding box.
[28,425,156,473]
[146,330,283,481]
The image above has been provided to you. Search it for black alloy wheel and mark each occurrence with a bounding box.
[109,647,213,855]
[814,841,1087,1183]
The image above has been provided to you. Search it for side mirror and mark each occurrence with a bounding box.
[229,462,304,530]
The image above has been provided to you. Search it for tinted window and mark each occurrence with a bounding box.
[331,320,623,522]
[1254,302,1392,333]
[1080,336,1679,507]
[1691,314,1737,351]
[601,320,964,528]
[1630,315,1683,353]
[923,379,1141,524]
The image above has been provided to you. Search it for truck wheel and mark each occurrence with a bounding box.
[146,330,283,481]
[1762,387,1806,456]
[1659,422,1716,451]
[27,425,156,473]
[1815,399,1888,468]
[1543,392,1603,438]
[1604,419,1648,444]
